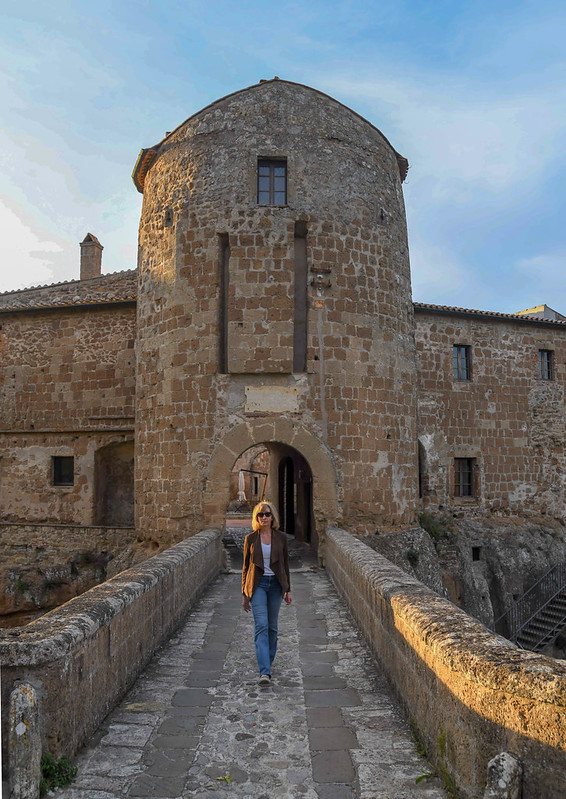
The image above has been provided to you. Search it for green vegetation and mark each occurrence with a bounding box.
[406,548,419,568]
[416,771,437,784]
[418,512,453,544]
[39,753,77,795]
[14,578,30,593]
[411,725,456,796]
[410,722,427,758]
[436,730,456,797]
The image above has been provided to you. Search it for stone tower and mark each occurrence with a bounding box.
[132,78,418,545]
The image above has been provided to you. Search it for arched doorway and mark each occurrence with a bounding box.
[227,443,314,545]
[205,419,339,549]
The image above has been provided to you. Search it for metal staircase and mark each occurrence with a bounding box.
[493,563,566,653]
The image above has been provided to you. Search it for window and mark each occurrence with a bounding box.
[539,349,554,380]
[454,458,475,498]
[52,456,74,486]
[258,159,287,205]
[453,345,471,380]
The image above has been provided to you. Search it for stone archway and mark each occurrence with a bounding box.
[204,420,339,546]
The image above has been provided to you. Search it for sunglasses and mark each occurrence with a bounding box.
[257,511,272,518]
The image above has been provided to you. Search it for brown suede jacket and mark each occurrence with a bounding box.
[241,529,291,599]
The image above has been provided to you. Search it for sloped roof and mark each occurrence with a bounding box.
[0,270,137,313]
[414,302,566,328]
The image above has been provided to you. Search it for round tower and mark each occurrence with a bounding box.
[133,78,417,545]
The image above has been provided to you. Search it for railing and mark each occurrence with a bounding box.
[517,603,566,652]
[493,562,566,641]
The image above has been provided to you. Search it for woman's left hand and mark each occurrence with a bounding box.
[284,592,293,605]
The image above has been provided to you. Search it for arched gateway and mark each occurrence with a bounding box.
[205,420,338,546]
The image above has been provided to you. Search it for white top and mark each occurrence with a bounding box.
[261,542,275,576]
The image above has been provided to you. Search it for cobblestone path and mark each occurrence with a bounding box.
[60,556,446,799]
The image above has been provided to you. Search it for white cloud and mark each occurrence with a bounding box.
[320,73,566,202]
[0,200,62,292]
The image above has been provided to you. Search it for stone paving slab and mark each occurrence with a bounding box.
[56,561,446,799]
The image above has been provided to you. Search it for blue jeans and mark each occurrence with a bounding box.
[250,575,283,676]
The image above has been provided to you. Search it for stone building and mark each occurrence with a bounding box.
[0,79,564,617]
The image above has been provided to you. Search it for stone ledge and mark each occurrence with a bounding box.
[1,528,223,782]
[0,529,221,665]
[327,527,566,706]
[325,526,566,799]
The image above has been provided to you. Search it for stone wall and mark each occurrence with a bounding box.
[0,528,223,783]
[324,527,566,799]
[415,307,566,519]
[0,303,136,526]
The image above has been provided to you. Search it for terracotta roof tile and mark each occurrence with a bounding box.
[413,302,566,327]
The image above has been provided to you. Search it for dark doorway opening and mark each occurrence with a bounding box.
[277,450,312,543]
[228,442,314,547]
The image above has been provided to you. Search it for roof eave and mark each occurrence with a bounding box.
[132,148,160,193]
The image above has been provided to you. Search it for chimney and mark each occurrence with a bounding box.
[80,233,103,279]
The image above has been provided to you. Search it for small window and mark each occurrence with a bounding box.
[539,349,554,380]
[454,457,475,497]
[472,546,482,561]
[258,159,287,205]
[453,345,471,380]
[53,456,74,486]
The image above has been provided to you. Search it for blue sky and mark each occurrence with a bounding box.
[1,0,565,314]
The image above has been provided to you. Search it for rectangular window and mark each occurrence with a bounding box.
[52,456,74,486]
[453,344,471,380]
[258,159,287,205]
[454,458,475,498]
[539,349,554,380]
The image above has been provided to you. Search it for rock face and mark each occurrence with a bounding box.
[364,515,566,638]
[360,526,446,596]
[432,516,566,628]
[0,524,138,625]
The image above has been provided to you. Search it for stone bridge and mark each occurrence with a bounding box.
[2,529,566,799]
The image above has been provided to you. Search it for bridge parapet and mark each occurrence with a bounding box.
[0,528,223,796]
[324,526,566,799]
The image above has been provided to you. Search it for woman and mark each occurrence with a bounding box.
[242,501,292,684]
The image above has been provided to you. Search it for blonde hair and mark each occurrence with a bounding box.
[252,501,280,532]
